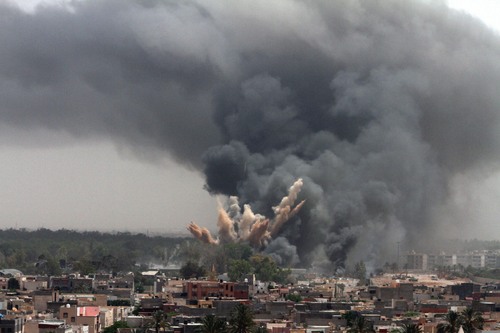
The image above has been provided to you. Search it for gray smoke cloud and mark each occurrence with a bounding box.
[1,0,500,271]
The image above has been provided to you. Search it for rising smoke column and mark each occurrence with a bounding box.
[198,2,500,271]
[1,1,500,271]
[269,178,306,238]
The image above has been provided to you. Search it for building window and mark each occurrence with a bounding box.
[71,317,76,323]
[63,313,68,318]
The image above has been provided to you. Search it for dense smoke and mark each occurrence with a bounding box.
[1,0,500,271]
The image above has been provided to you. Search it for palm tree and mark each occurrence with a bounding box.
[151,310,169,333]
[437,311,461,333]
[343,311,361,328]
[228,303,255,333]
[459,307,484,333]
[199,314,227,333]
[401,323,422,333]
[347,316,375,333]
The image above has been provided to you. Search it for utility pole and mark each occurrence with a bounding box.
[397,241,400,272]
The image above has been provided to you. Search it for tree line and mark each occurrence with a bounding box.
[0,228,188,275]
[105,304,262,333]
[0,228,292,284]
[342,307,484,333]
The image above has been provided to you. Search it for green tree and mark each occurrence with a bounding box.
[180,261,206,279]
[208,243,254,274]
[347,316,375,333]
[228,303,255,333]
[342,311,361,327]
[46,256,62,276]
[286,293,302,303]
[250,254,290,283]
[199,314,227,333]
[151,310,169,333]
[253,327,267,333]
[273,267,292,284]
[251,255,276,281]
[12,249,27,268]
[459,307,484,333]
[178,241,203,263]
[354,261,367,285]
[102,321,129,333]
[400,323,422,333]
[73,258,95,275]
[437,311,461,333]
[224,243,253,261]
[228,259,253,282]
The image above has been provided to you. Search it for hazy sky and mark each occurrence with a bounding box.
[1,0,499,242]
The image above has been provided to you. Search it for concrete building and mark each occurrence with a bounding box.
[184,281,249,300]
[450,283,480,300]
[32,290,60,312]
[485,254,498,268]
[375,283,413,301]
[59,306,100,333]
[24,320,71,333]
[406,251,500,270]
[0,317,23,333]
[51,277,94,293]
[22,277,48,292]
[406,253,428,270]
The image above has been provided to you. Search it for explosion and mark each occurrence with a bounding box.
[188,178,305,249]
[1,1,500,272]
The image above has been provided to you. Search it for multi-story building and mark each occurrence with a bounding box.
[0,317,23,333]
[455,255,469,267]
[24,320,71,333]
[32,289,60,312]
[470,254,484,268]
[426,254,440,270]
[485,253,498,268]
[406,251,500,270]
[22,277,48,291]
[58,305,100,333]
[450,283,480,300]
[184,281,249,300]
[406,253,428,270]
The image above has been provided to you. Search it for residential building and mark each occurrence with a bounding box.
[58,306,100,333]
[0,317,23,333]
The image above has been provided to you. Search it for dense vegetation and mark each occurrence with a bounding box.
[179,243,291,283]
[0,228,497,283]
[0,228,192,275]
[0,228,291,283]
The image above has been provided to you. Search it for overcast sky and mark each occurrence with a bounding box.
[1,0,499,242]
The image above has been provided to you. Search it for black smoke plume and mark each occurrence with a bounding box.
[1,0,500,271]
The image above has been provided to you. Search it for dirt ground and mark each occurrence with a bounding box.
[370,273,471,287]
